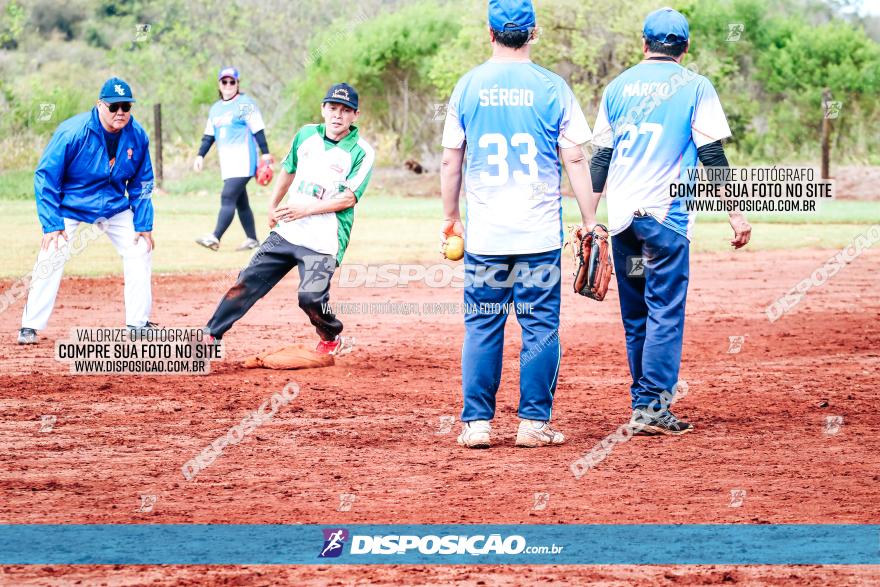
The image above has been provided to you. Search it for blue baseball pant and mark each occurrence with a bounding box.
[460,248,562,422]
[611,216,690,410]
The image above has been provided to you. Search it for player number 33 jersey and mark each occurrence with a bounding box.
[442,60,592,255]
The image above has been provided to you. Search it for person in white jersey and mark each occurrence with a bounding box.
[193,66,273,252]
[440,0,599,448]
[590,7,752,435]
[204,83,374,356]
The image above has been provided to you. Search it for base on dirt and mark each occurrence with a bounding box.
[243,344,335,370]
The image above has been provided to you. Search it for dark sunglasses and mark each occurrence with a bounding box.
[220,79,237,86]
[105,102,132,113]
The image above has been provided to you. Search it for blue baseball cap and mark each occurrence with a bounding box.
[643,7,689,44]
[323,83,359,110]
[488,0,536,32]
[218,66,240,81]
[99,77,136,104]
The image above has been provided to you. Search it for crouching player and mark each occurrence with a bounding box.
[204,83,374,355]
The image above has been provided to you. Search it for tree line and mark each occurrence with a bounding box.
[1,0,878,172]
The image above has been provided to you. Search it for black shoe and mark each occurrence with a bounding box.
[17,328,38,345]
[630,409,694,436]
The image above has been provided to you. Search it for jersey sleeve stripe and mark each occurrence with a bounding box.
[348,140,375,193]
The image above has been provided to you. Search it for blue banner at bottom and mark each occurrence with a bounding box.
[0,524,877,565]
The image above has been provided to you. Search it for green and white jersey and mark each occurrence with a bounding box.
[275,123,374,263]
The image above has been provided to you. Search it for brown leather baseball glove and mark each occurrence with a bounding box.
[572,224,613,301]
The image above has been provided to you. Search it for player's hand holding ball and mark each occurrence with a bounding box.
[440,219,464,261]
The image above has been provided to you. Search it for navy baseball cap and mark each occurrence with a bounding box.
[643,7,689,44]
[488,0,536,32]
[99,77,136,104]
[218,66,240,80]
[323,83,359,110]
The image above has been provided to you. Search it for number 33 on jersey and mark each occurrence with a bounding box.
[441,61,592,255]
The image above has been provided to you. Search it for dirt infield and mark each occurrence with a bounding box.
[1,248,878,584]
[1,564,878,585]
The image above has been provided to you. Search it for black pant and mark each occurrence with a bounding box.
[214,176,257,240]
[206,232,342,340]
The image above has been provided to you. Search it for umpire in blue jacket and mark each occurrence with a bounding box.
[18,77,156,344]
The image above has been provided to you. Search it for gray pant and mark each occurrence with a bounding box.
[206,232,342,340]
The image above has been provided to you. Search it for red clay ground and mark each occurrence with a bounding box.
[0,248,878,585]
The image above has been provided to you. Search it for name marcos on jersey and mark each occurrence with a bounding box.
[623,82,676,98]
[479,87,535,107]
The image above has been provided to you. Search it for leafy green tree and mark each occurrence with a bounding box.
[682,0,880,162]
[1,0,879,172]
[0,0,25,49]
[294,1,459,159]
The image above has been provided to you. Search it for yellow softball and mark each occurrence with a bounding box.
[445,235,464,261]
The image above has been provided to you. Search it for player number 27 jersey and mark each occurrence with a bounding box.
[591,61,731,240]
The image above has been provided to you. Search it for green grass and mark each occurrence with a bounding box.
[0,170,36,200]
[0,189,876,278]
[162,173,225,197]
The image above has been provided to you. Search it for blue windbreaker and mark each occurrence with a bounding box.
[33,107,155,233]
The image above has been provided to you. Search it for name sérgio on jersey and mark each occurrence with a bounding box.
[479,87,535,107]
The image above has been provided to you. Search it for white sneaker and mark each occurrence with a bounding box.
[196,234,220,251]
[515,419,565,448]
[236,238,259,251]
[457,420,491,449]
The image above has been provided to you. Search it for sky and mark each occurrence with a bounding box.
[854,0,880,15]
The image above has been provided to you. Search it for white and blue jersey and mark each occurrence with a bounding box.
[204,94,266,180]
[442,60,592,255]
[592,61,731,239]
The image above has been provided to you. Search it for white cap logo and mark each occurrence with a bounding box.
[114,84,125,96]
[332,88,350,100]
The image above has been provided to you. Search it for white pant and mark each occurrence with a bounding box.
[21,209,152,330]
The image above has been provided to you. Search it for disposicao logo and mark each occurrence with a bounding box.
[318,528,349,558]
[350,534,526,556]
[318,530,532,558]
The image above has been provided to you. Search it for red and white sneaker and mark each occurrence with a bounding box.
[315,335,354,356]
